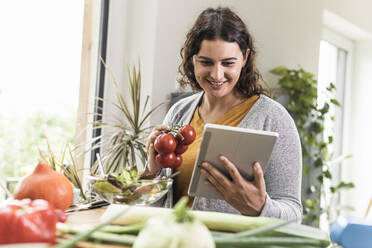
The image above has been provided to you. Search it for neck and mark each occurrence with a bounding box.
[201,91,245,112]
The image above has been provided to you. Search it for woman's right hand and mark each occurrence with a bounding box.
[145,125,170,175]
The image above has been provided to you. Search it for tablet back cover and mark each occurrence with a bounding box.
[188,123,278,200]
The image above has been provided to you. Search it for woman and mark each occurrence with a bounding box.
[146,7,302,221]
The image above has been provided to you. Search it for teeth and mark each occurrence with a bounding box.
[209,80,225,86]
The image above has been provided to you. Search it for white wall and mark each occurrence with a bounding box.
[325,0,372,35]
[104,0,157,126]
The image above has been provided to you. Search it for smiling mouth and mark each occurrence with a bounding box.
[207,79,226,86]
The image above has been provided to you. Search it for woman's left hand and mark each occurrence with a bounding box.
[200,156,266,216]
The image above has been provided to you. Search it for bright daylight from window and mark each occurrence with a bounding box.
[0,0,84,193]
[318,40,338,151]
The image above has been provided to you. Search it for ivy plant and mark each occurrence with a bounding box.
[270,65,354,226]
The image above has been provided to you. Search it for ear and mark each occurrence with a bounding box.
[242,49,250,67]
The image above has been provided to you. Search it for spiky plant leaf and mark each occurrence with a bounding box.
[88,58,167,174]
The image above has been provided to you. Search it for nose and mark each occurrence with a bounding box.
[210,64,224,81]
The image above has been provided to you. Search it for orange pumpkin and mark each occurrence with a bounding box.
[13,163,73,211]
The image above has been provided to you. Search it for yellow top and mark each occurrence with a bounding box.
[175,95,259,207]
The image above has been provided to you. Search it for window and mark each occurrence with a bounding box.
[0,1,84,198]
[317,28,353,229]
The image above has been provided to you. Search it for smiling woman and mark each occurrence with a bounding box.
[144,7,303,221]
[192,40,250,123]
[193,40,247,100]
[0,0,84,190]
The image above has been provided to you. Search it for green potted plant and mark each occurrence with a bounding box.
[38,140,88,203]
[90,59,166,174]
[270,66,354,226]
[82,60,173,205]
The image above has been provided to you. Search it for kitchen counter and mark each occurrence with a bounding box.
[58,208,132,248]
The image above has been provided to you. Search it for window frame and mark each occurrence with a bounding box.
[90,0,110,167]
[318,28,354,229]
[321,28,354,181]
[75,0,109,179]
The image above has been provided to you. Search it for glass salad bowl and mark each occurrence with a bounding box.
[87,174,172,206]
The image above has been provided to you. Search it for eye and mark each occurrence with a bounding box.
[199,60,213,66]
[222,61,235,66]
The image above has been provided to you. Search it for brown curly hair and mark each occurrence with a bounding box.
[178,7,267,97]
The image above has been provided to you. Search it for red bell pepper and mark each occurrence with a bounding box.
[0,198,67,245]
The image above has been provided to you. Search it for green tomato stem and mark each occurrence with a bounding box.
[167,127,184,141]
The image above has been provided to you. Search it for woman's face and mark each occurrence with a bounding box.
[194,39,247,99]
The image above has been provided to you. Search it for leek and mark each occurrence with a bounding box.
[100,204,329,244]
[58,211,329,248]
[57,223,143,235]
[55,205,131,248]
[214,236,327,247]
[58,199,330,247]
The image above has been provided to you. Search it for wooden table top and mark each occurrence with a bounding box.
[59,207,131,248]
[65,207,106,226]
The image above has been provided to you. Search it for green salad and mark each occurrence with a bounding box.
[92,168,169,204]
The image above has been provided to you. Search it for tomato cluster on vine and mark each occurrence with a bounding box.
[154,125,196,169]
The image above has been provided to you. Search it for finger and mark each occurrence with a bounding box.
[145,137,151,151]
[204,180,225,197]
[201,168,226,195]
[253,162,266,192]
[148,143,160,173]
[147,143,153,162]
[146,131,158,151]
[219,156,244,183]
[146,125,169,143]
[154,125,170,131]
[146,129,165,151]
[201,162,232,188]
[148,142,154,157]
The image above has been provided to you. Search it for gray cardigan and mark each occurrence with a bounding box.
[159,92,303,221]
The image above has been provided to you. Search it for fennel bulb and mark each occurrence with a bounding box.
[133,197,215,248]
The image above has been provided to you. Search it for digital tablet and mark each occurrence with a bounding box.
[188,123,278,200]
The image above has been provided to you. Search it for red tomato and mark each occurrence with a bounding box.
[171,154,182,168]
[175,143,188,154]
[155,152,176,168]
[154,133,177,154]
[179,125,196,145]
